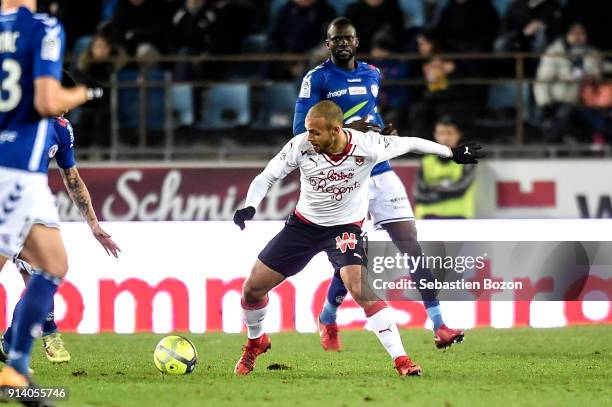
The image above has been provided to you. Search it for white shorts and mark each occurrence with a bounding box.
[368,170,414,230]
[0,167,59,260]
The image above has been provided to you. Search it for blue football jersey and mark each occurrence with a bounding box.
[0,7,65,173]
[48,116,75,170]
[293,59,391,175]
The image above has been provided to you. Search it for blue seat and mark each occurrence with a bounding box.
[269,0,288,20]
[492,0,512,17]
[399,0,425,28]
[488,82,531,119]
[431,0,449,26]
[254,83,298,129]
[227,34,268,80]
[199,84,251,129]
[117,69,167,130]
[172,84,194,127]
[330,0,357,15]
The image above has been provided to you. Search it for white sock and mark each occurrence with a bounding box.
[241,296,268,339]
[366,302,406,360]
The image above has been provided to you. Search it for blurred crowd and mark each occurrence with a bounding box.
[38,0,612,148]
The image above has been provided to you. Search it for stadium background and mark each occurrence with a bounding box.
[2,0,611,334]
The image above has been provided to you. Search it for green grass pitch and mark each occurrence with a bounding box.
[13,325,612,407]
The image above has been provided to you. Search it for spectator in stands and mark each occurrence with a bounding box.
[73,34,127,147]
[535,22,603,142]
[38,0,103,50]
[564,0,612,52]
[169,0,209,81]
[409,30,472,138]
[345,0,405,53]
[109,0,176,58]
[434,0,499,52]
[496,0,563,53]
[414,115,476,219]
[267,0,336,79]
[578,75,612,144]
[370,27,409,129]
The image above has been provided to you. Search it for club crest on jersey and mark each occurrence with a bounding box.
[48,144,58,158]
[299,78,311,98]
[336,232,357,253]
[354,156,365,166]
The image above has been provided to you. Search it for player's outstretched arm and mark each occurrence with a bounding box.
[233,139,300,230]
[60,166,121,257]
[374,135,484,165]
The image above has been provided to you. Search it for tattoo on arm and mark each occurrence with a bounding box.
[61,167,97,224]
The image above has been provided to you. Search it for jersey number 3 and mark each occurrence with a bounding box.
[0,59,22,112]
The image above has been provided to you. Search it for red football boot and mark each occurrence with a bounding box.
[234,334,271,375]
[434,324,465,349]
[394,355,422,376]
[317,319,341,351]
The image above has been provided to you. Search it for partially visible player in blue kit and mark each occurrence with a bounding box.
[0,72,119,367]
[293,17,465,351]
[0,1,104,401]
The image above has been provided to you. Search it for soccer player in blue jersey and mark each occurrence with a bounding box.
[0,73,119,365]
[0,0,103,396]
[293,17,465,351]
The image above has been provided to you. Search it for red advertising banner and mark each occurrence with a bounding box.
[49,165,418,221]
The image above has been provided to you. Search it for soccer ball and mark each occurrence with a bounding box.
[153,335,198,375]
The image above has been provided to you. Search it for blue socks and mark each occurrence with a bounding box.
[8,271,59,376]
[319,274,347,325]
[424,301,444,332]
[3,303,56,351]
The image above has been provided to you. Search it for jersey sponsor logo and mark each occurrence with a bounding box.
[348,86,367,96]
[48,144,58,158]
[299,78,311,98]
[371,84,379,98]
[335,232,357,253]
[347,78,362,83]
[41,26,61,62]
[327,88,348,98]
[0,131,17,143]
[308,169,360,201]
[355,156,365,166]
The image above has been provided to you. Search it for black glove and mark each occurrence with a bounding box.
[451,142,484,164]
[233,206,256,230]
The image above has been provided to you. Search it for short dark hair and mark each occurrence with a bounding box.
[326,17,355,38]
[436,114,463,133]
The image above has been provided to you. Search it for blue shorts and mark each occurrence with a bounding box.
[258,213,367,277]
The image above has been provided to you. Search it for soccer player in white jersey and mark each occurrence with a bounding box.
[294,17,467,352]
[232,101,482,376]
[0,0,103,396]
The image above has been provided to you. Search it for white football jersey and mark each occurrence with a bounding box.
[245,129,451,227]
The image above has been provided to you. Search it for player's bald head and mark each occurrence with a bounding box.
[306,101,344,128]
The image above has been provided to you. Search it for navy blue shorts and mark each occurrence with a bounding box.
[258,213,367,277]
